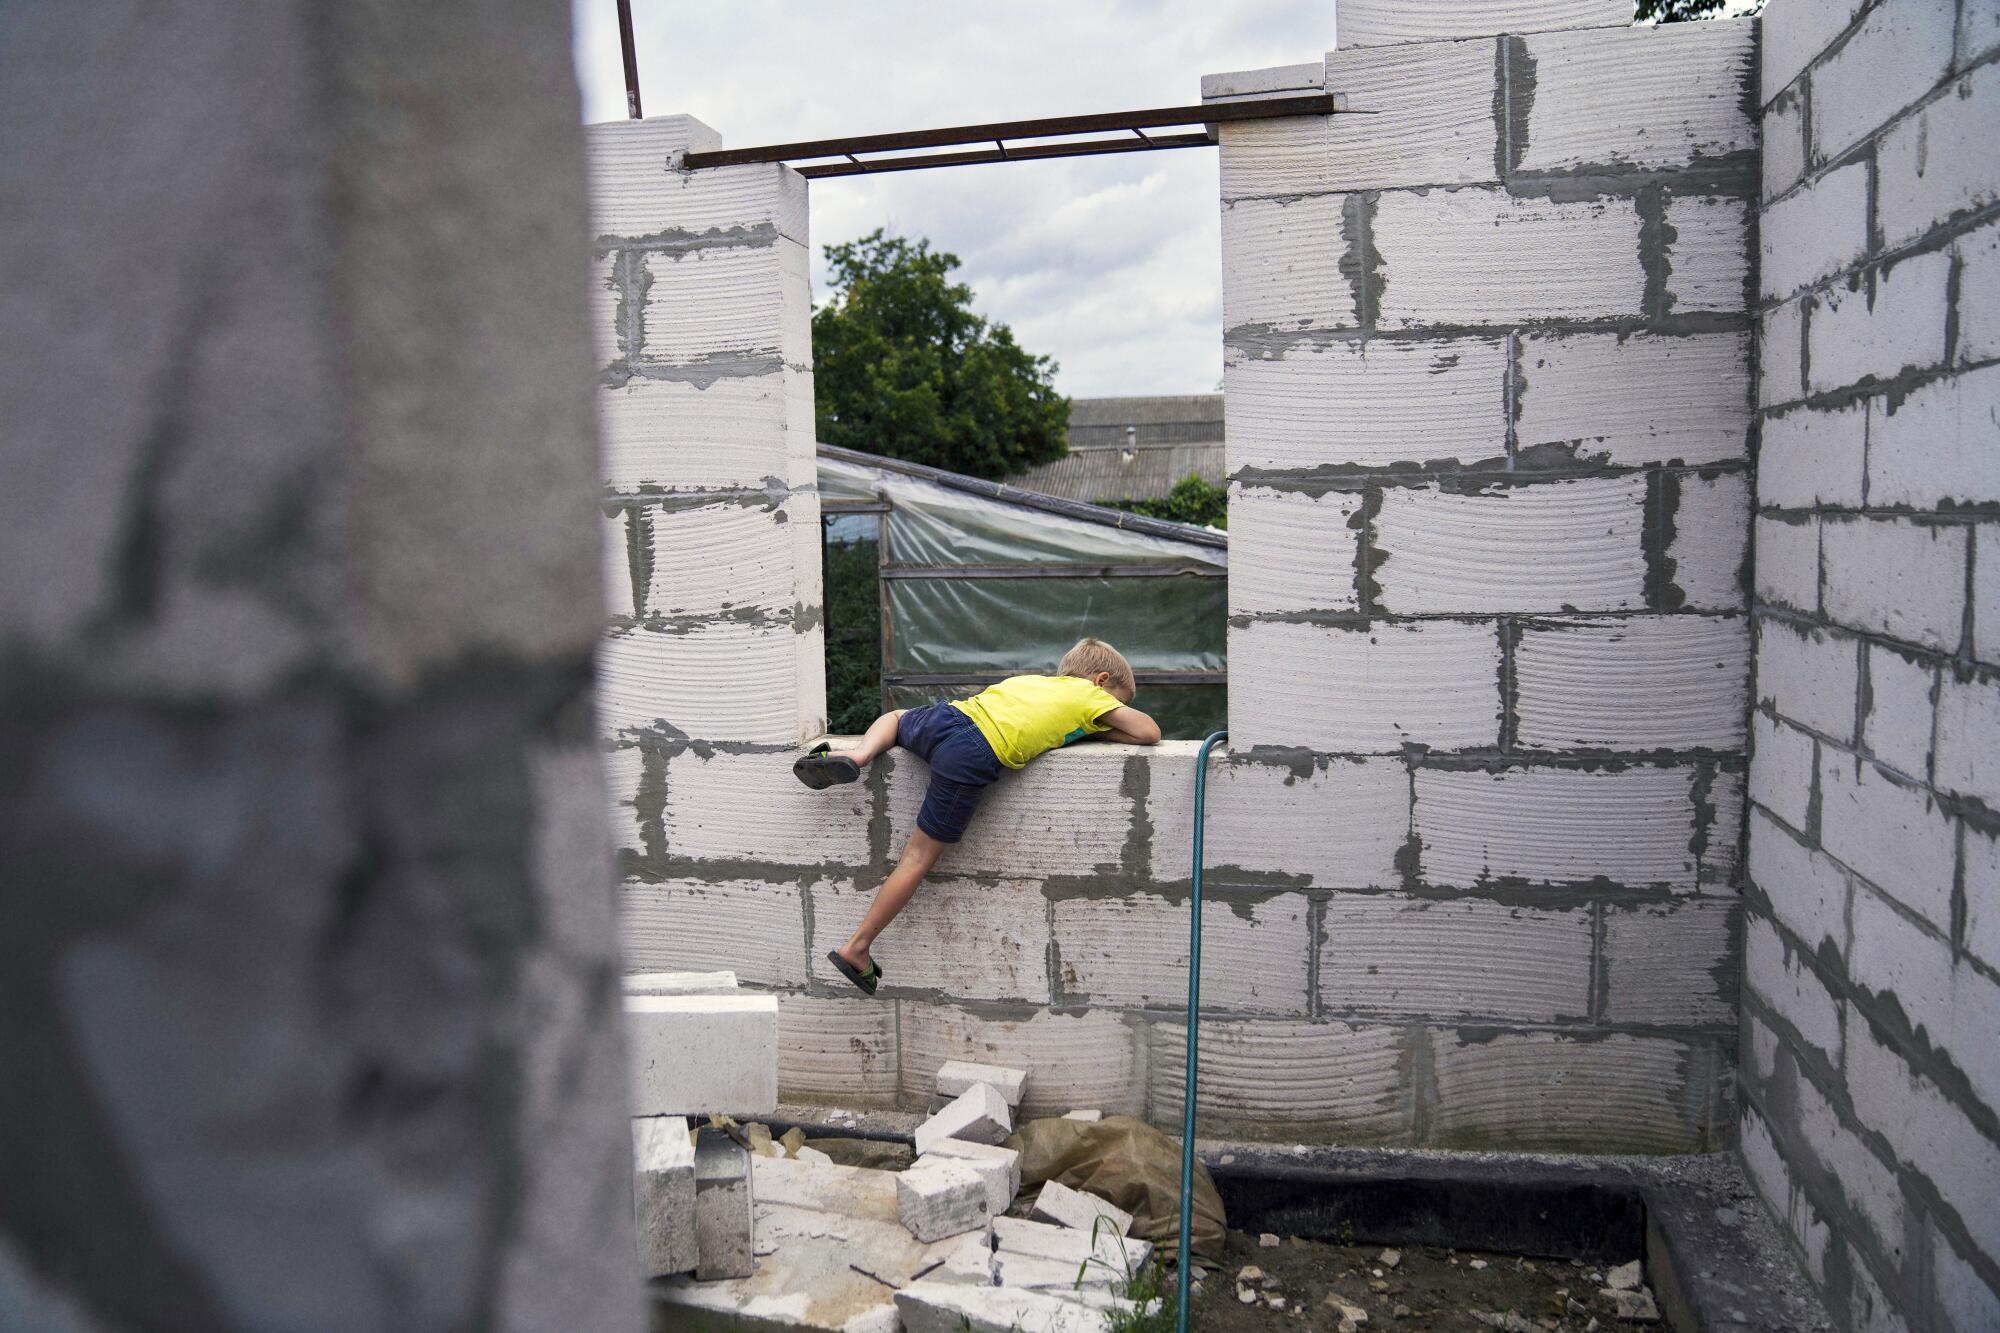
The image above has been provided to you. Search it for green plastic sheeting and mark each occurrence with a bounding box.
[820,452,1228,739]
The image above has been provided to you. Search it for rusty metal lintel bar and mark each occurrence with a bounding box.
[681,93,1341,172]
[879,563,1225,580]
[796,132,1214,178]
[885,670,1226,687]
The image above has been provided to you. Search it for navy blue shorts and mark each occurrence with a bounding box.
[897,703,1003,843]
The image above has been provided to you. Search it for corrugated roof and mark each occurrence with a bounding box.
[1011,442,1224,504]
[1009,394,1227,502]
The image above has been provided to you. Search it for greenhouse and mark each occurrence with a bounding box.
[817,444,1228,739]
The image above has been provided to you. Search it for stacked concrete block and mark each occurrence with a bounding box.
[1744,2,2000,1328]
[915,1083,1013,1156]
[633,1115,698,1277]
[897,1160,990,1243]
[1031,1181,1135,1238]
[588,114,826,1042]
[1207,3,1753,1159]
[925,1138,1023,1217]
[625,991,778,1117]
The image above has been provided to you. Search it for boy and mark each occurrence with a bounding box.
[792,637,1161,994]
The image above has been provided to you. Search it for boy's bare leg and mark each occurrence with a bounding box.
[829,709,904,768]
[835,829,945,970]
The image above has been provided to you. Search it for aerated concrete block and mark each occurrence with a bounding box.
[596,621,810,745]
[1867,363,2000,508]
[1755,619,1859,741]
[936,1060,1029,1106]
[1413,764,1702,890]
[1937,671,2000,811]
[1749,712,1815,833]
[693,1129,754,1280]
[1315,894,1593,1022]
[1051,890,1312,1014]
[625,992,778,1117]
[1759,401,1865,508]
[920,1229,999,1286]
[1522,23,1752,173]
[1031,1181,1134,1238]
[1145,1017,1411,1142]
[632,1115,697,1277]
[620,878,809,989]
[623,970,739,995]
[994,1252,1127,1293]
[1063,1109,1102,1123]
[1332,0,1631,49]
[1806,249,1951,394]
[1372,476,1649,614]
[899,1003,1144,1119]
[1322,37,1498,190]
[898,1159,990,1243]
[1759,161,1868,301]
[1662,194,1751,314]
[1225,619,1502,752]
[1514,330,1752,468]
[896,1281,1127,1333]
[995,1216,1153,1273]
[1821,518,1968,654]
[1371,189,1646,327]
[597,373,792,493]
[1667,470,1750,613]
[1753,517,1818,613]
[1224,335,1509,471]
[1809,0,1955,163]
[1513,616,1750,751]
[1746,810,1852,957]
[915,1083,1012,1157]
[920,1138,1021,1217]
[1221,194,1353,334]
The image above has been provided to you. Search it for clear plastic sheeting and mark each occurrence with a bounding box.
[819,448,1228,740]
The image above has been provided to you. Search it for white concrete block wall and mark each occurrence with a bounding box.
[1205,9,1753,1155]
[1747,2,2000,1327]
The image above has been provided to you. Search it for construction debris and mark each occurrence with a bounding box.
[692,1128,754,1280]
[914,1082,1012,1156]
[1605,1258,1643,1290]
[992,1216,1152,1273]
[914,1146,1015,1218]
[631,1115,696,1277]
[1031,1180,1135,1237]
[935,1059,1029,1107]
[1062,1109,1103,1122]
[897,1159,990,1243]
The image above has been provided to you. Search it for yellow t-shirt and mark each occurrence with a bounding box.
[950,675,1126,770]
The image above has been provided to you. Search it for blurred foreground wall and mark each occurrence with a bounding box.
[0,3,640,1328]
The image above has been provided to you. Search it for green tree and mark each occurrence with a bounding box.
[1635,0,1760,20]
[1107,474,1229,530]
[813,230,1070,480]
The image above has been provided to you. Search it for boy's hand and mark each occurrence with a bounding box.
[1092,706,1161,746]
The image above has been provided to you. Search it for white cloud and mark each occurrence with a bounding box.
[570,0,1329,395]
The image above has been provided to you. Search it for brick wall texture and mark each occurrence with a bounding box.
[586,11,1766,1161]
[1744,1,2000,1330]
[1210,10,1760,1153]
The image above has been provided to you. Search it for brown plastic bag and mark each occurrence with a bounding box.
[1007,1115,1227,1263]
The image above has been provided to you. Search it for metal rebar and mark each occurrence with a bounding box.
[615,0,643,120]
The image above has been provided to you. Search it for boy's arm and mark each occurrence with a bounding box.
[1089,705,1161,746]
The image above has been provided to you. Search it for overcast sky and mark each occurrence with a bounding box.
[570,1,1335,398]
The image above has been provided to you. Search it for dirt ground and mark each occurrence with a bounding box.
[1186,1227,1645,1333]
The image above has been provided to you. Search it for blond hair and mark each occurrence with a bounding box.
[1058,637,1135,697]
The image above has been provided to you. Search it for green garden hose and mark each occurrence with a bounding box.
[1176,730,1228,1333]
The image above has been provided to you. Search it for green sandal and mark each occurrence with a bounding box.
[794,743,861,790]
[827,951,884,995]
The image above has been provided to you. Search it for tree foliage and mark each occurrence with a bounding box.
[1634,0,1737,20]
[813,230,1069,481]
[1107,474,1229,530]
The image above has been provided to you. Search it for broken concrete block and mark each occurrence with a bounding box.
[1605,1258,1643,1290]
[914,1082,1012,1157]
[936,1059,1029,1107]
[1063,1109,1103,1122]
[920,1138,1020,1216]
[1030,1181,1134,1238]
[898,1159,990,1243]
[994,1215,1152,1273]
[995,1251,1127,1293]
[753,1153,902,1223]
[795,1145,833,1166]
[623,969,739,995]
[625,992,778,1116]
[917,1229,999,1286]
[693,1128,754,1280]
[895,1281,1130,1333]
[632,1115,697,1277]
[1600,1284,1661,1322]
